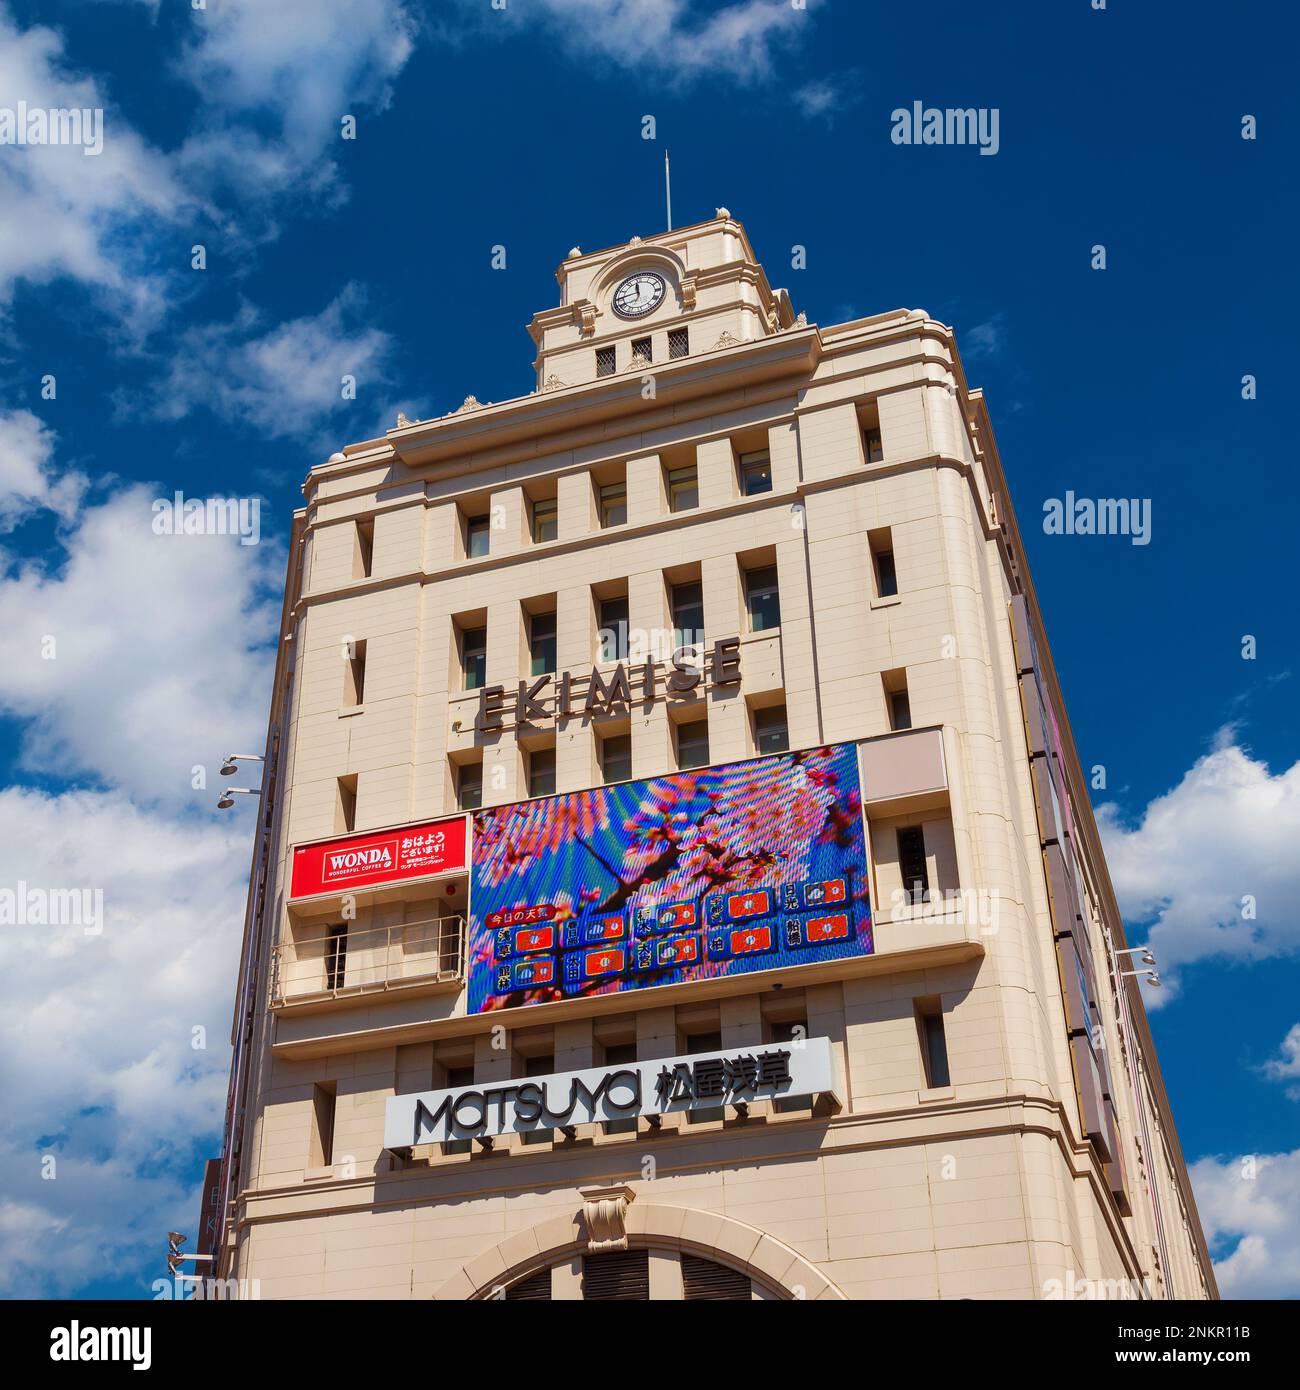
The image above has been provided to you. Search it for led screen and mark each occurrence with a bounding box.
[467,743,871,1013]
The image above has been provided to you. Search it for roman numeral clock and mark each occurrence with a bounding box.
[611,270,665,318]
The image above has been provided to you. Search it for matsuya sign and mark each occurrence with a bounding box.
[475,636,742,733]
[383,1035,837,1148]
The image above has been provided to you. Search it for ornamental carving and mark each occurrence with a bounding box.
[580,1185,636,1254]
[712,330,740,350]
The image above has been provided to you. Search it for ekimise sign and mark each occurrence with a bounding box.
[289,816,468,899]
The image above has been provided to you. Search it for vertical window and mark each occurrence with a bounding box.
[442,1065,474,1155]
[530,611,557,676]
[754,705,789,755]
[595,346,616,377]
[745,565,781,632]
[457,761,483,811]
[599,482,627,528]
[675,720,710,771]
[461,626,487,691]
[771,1019,810,1112]
[466,515,491,559]
[343,638,366,707]
[598,595,629,662]
[353,518,374,579]
[532,497,558,544]
[335,774,357,833]
[916,1000,951,1088]
[527,747,556,798]
[864,427,884,463]
[668,327,689,359]
[897,826,929,903]
[630,335,652,364]
[889,689,912,730]
[666,465,698,513]
[583,1249,649,1300]
[600,733,632,784]
[325,923,348,991]
[521,1054,555,1144]
[601,1043,639,1134]
[309,1082,336,1169]
[739,450,773,496]
[870,528,898,597]
[684,1031,723,1123]
[670,580,704,649]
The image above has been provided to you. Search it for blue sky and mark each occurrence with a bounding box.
[0,0,1295,1299]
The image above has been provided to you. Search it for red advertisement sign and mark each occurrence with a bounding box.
[290,816,467,899]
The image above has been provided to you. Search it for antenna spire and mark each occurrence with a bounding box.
[665,150,672,231]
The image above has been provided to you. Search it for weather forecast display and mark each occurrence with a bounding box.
[466,744,872,1014]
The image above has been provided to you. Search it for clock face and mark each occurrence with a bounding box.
[612,271,666,319]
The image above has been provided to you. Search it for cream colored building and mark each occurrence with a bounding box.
[209,212,1216,1300]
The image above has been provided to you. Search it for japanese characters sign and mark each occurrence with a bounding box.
[289,816,468,899]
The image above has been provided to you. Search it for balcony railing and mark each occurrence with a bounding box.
[270,914,466,1006]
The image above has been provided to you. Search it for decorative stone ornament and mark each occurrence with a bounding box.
[454,395,483,414]
[580,1184,636,1253]
[541,374,566,392]
[712,330,740,351]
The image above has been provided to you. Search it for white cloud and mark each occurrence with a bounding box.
[1190,1149,1300,1298]
[0,410,86,529]
[965,312,1007,360]
[1262,1023,1300,1100]
[794,74,861,124]
[0,482,278,805]
[0,7,188,328]
[152,284,394,444]
[1096,734,1300,1000]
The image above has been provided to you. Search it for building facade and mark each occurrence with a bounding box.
[209,212,1216,1300]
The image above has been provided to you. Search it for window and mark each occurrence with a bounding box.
[916,1000,951,1088]
[889,689,912,731]
[630,336,652,364]
[668,327,689,359]
[864,427,884,463]
[599,482,627,528]
[442,1065,474,1155]
[335,775,357,833]
[505,1269,553,1301]
[682,1254,752,1301]
[456,761,483,811]
[325,924,348,991]
[670,580,704,649]
[770,1019,810,1112]
[595,346,616,377]
[897,826,929,903]
[602,1043,638,1134]
[530,611,557,676]
[745,565,781,632]
[676,720,710,771]
[869,528,898,597]
[598,596,629,662]
[461,626,487,691]
[667,465,698,513]
[343,638,366,707]
[309,1082,336,1168]
[754,705,789,755]
[521,1054,554,1144]
[466,514,491,559]
[532,497,558,544]
[353,518,374,579]
[684,1031,723,1122]
[739,450,772,496]
[600,733,632,785]
[583,1249,649,1301]
[527,747,556,798]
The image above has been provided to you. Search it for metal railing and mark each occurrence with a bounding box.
[270,914,466,1005]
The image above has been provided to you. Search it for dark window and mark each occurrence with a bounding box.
[874,549,898,597]
[457,762,483,811]
[521,1053,555,1144]
[461,626,487,690]
[771,1019,810,1112]
[344,638,366,706]
[595,346,616,377]
[505,1268,553,1301]
[599,482,627,528]
[745,565,781,632]
[889,689,912,731]
[530,611,557,676]
[667,465,698,513]
[671,580,704,648]
[442,1066,474,1155]
[918,1007,951,1088]
[325,924,348,991]
[354,518,374,578]
[466,515,490,558]
[532,498,558,544]
[682,1254,752,1301]
[897,826,929,903]
[310,1083,336,1168]
[602,1043,638,1134]
[336,775,356,833]
[668,327,689,359]
[864,427,884,463]
[740,450,772,495]
[685,1031,723,1123]
[583,1248,649,1300]
[631,335,652,364]
[600,733,632,784]
[675,720,710,772]
[754,705,789,755]
[598,596,629,662]
[528,748,556,798]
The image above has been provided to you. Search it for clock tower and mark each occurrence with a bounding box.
[527,208,799,391]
